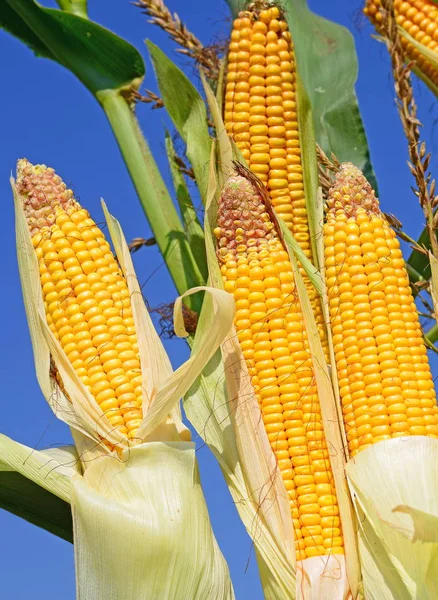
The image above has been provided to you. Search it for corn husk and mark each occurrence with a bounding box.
[346,437,438,599]
[428,251,438,327]
[72,442,234,600]
[398,27,438,97]
[13,173,235,599]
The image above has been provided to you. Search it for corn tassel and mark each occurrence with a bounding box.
[324,163,438,456]
[224,2,328,358]
[215,171,344,561]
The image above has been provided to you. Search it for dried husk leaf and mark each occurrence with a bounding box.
[72,442,234,600]
[346,437,438,599]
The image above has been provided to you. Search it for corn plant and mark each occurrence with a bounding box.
[1,0,438,598]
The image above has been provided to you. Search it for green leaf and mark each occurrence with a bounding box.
[147,42,212,200]
[0,471,73,542]
[285,0,377,191]
[0,2,54,59]
[165,131,208,281]
[56,0,88,20]
[0,436,77,543]
[295,74,320,268]
[407,222,436,281]
[3,0,144,95]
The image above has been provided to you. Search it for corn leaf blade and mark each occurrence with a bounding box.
[283,0,377,190]
[147,41,212,200]
[0,435,77,542]
[2,0,144,94]
[165,131,208,280]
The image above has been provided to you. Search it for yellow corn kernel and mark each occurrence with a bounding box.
[324,163,438,457]
[216,171,344,562]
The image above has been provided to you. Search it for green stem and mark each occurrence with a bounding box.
[425,323,438,344]
[406,262,425,286]
[55,0,88,19]
[99,91,204,311]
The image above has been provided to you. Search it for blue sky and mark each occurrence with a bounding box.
[0,1,437,598]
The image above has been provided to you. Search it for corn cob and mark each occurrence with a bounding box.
[365,0,438,88]
[224,2,328,357]
[324,163,438,456]
[215,171,343,561]
[17,159,143,442]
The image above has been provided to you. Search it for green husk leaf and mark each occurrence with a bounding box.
[398,27,438,97]
[346,437,438,600]
[165,130,208,280]
[407,222,434,280]
[295,74,320,269]
[147,41,211,200]
[0,435,76,541]
[2,0,144,95]
[284,0,377,190]
[429,251,438,327]
[201,72,233,187]
[277,218,323,296]
[72,443,234,600]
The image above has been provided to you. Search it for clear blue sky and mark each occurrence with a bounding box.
[0,1,437,598]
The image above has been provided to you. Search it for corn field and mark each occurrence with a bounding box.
[1,0,438,599]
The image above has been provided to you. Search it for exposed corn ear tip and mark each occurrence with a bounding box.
[16,158,78,236]
[326,162,380,219]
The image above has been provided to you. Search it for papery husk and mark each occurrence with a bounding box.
[72,442,234,600]
[428,251,438,328]
[346,437,438,599]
